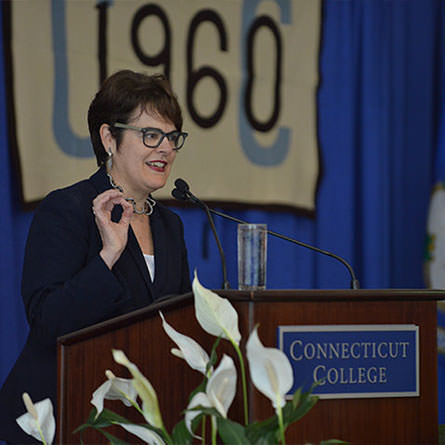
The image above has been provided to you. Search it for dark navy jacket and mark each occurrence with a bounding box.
[0,167,191,443]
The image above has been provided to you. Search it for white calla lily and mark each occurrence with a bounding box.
[192,271,241,345]
[246,326,293,410]
[112,349,164,430]
[16,393,55,445]
[185,392,212,437]
[185,354,237,435]
[159,311,211,375]
[91,370,138,418]
[206,355,237,418]
[118,423,165,444]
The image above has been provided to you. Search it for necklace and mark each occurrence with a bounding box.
[107,172,156,216]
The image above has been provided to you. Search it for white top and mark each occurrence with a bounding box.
[143,254,155,281]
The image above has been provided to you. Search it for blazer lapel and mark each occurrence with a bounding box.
[149,206,168,298]
[126,226,152,292]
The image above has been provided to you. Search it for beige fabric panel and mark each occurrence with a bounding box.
[9,0,321,211]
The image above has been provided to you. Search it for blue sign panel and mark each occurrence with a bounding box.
[277,324,419,399]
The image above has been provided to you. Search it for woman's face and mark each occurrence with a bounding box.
[110,109,177,197]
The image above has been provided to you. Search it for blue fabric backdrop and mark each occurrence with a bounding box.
[1,0,444,426]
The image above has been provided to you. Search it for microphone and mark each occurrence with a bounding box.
[173,179,230,290]
[172,179,195,203]
[172,178,360,290]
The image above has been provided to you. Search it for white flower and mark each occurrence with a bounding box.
[246,326,293,410]
[91,370,138,418]
[112,349,163,429]
[185,355,237,434]
[184,392,212,438]
[159,311,211,375]
[206,355,237,417]
[16,393,55,444]
[192,271,241,345]
[118,423,165,444]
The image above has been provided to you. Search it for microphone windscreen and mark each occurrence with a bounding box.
[174,178,190,192]
[171,188,188,201]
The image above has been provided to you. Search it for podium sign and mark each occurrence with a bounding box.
[278,324,419,399]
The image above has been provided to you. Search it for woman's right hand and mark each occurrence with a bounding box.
[92,189,134,269]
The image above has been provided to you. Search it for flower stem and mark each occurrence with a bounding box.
[201,416,206,445]
[129,398,145,417]
[211,416,217,445]
[277,404,286,445]
[232,341,249,425]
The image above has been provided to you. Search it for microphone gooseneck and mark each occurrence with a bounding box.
[172,178,360,290]
[172,179,230,290]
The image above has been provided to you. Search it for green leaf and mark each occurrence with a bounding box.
[216,417,249,444]
[246,426,279,445]
[439,424,445,445]
[188,405,221,418]
[75,420,130,445]
[75,407,134,432]
[283,387,318,426]
[245,417,279,444]
[73,408,146,441]
[172,419,193,445]
[254,430,280,445]
[207,336,222,372]
[73,408,110,434]
[291,387,301,409]
[97,408,134,425]
[85,407,99,422]
[73,407,103,431]
[245,386,319,443]
[97,428,129,445]
[73,423,90,435]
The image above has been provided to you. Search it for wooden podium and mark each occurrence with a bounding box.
[57,289,442,444]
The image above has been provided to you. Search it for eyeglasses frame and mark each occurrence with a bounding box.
[112,122,188,151]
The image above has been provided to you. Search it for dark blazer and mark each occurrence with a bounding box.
[0,167,191,443]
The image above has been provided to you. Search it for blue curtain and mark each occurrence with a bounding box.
[0,2,31,389]
[1,0,444,424]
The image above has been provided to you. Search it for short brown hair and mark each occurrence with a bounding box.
[88,70,183,166]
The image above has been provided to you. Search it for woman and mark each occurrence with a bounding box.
[0,70,191,443]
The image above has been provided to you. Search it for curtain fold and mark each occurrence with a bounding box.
[0,3,30,389]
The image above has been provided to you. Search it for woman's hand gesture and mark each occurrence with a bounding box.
[92,189,134,269]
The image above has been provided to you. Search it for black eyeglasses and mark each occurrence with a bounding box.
[112,122,188,151]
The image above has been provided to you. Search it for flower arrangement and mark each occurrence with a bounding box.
[17,273,344,444]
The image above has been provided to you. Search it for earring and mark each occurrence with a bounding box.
[106,148,113,171]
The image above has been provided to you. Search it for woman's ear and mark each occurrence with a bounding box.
[99,123,115,154]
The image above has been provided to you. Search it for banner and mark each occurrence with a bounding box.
[5,0,321,211]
